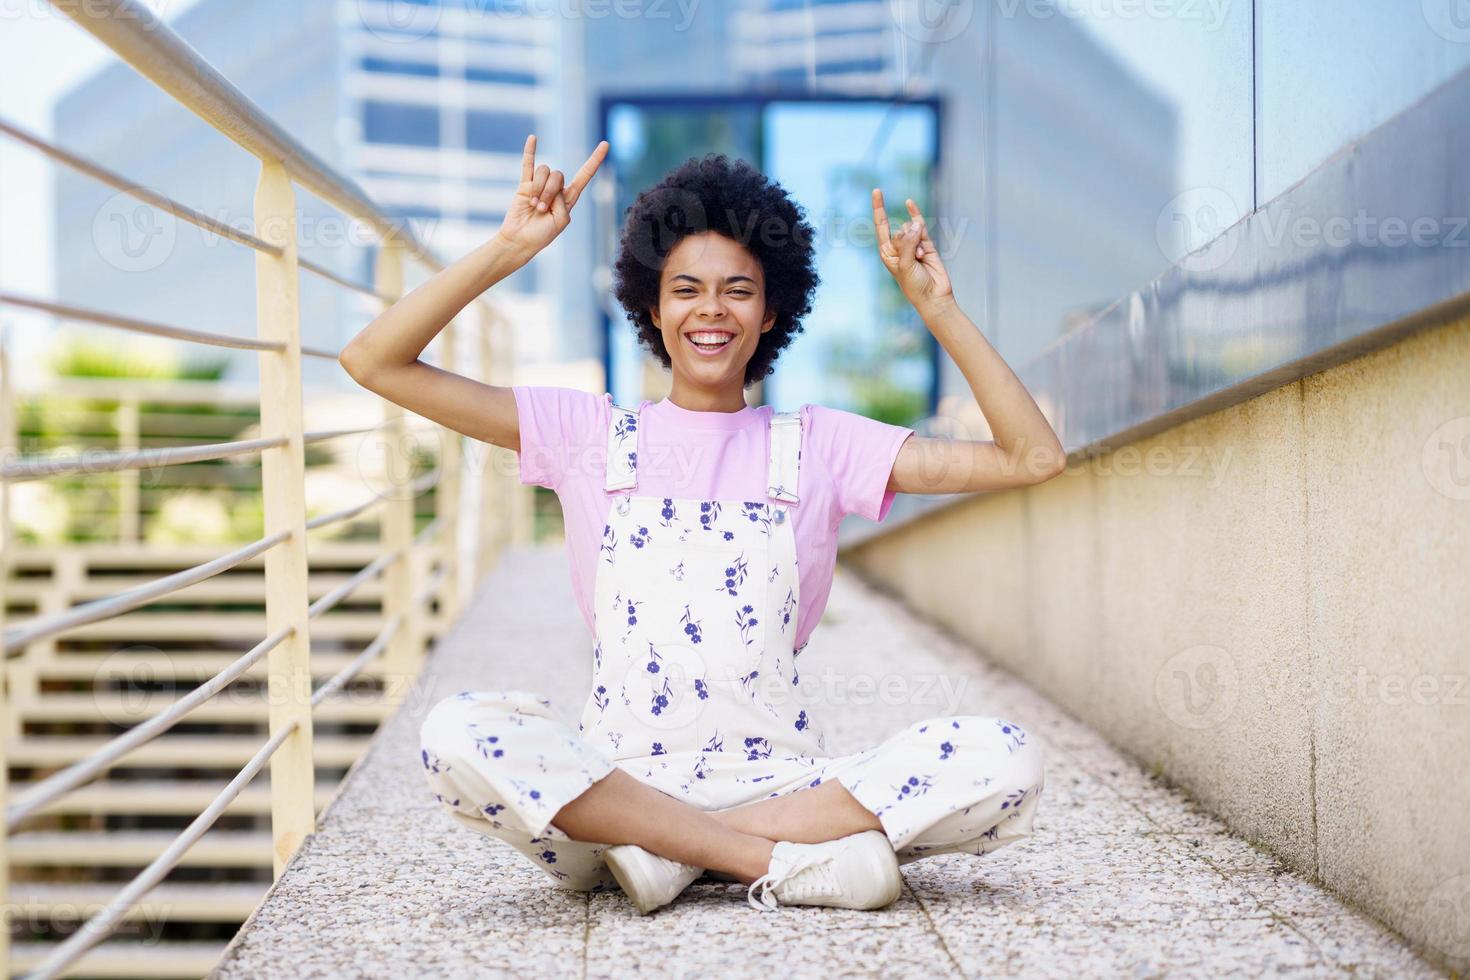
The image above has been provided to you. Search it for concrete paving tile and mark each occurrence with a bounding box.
[586,881,961,978]
[903,837,1273,926]
[1170,832,1294,874]
[1228,868,1378,919]
[933,914,1327,978]
[1287,912,1450,979]
[211,545,1438,978]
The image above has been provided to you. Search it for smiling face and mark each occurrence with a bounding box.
[650,231,777,405]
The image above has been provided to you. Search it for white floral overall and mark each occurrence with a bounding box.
[420,403,1047,894]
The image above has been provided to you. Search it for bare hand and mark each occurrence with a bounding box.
[495,135,609,262]
[872,188,952,310]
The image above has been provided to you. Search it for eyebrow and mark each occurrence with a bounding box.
[668,274,758,286]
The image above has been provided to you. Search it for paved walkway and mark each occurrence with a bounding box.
[210,544,1444,979]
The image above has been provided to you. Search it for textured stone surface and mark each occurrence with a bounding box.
[210,544,1445,978]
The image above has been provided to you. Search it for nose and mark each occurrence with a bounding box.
[696,291,728,318]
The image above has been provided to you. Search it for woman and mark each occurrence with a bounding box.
[341,135,1066,915]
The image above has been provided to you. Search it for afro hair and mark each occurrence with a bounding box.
[611,153,820,387]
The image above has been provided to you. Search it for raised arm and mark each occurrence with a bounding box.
[870,188,1067,493]
[338,135,609,450]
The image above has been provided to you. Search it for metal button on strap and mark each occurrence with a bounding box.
[773,508,786,524]
[616,496,630,515]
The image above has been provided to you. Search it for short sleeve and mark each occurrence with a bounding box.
[805,404,915,525]
[511,385,607,490]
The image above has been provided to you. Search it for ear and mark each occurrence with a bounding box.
[650,307,661,330]
[760,307,777,333]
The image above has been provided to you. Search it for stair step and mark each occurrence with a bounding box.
[10,829,274,867]
[20,692,392,725]
[7,734,366,768]
[13,881,267,922]
[10,939,228,977]
[7,778,339,819]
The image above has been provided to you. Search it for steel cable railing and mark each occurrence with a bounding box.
[0,1,522,976]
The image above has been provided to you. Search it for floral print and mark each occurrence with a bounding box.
[416,405,1046,894]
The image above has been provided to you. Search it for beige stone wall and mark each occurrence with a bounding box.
[842,316,1470,971]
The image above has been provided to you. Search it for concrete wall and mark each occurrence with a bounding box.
[842,315,1470,973]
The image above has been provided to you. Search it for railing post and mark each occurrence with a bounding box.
[253,159,315,880]
[1,325,14,977]
[375,238,422,703]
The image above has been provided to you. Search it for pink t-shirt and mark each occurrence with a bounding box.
[511,386,915,653]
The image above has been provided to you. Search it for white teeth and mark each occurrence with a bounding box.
[689,332,733,344]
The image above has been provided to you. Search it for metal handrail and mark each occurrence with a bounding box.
[1,422,390,482]
[310,611,405,708]
[0,118,393,301]
[0,292,356,361]
[2,435,288,482]
[306,546,402,620]
[46,0,451,274]
[5,625,294,825]
[1,529,291,654]
[0,2,516,974]
[0,290,287,353]
[18,712,303,980]
[0,116,283,257]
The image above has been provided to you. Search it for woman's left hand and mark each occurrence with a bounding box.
[872,188,953,312]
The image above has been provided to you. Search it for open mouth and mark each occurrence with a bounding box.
[685,330,735,355]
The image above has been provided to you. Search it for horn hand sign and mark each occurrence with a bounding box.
[495,134,610,263]
[872,188,952,312]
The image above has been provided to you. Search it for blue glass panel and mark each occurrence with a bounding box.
[466,109,538,151]
[1257,0,1470,201]
[362,100,440,147]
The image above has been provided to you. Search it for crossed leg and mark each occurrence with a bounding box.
[549,767,884,885]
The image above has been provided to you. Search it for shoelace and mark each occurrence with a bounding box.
[745,847,841,912]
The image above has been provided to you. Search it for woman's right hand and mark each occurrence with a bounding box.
[494,134,609,264]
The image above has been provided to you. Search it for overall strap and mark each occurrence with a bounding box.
[766,409,802,504]
[603,403,639,492]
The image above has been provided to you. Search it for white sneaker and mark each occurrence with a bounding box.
[746,829,902,912]
[603,844,703,915]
